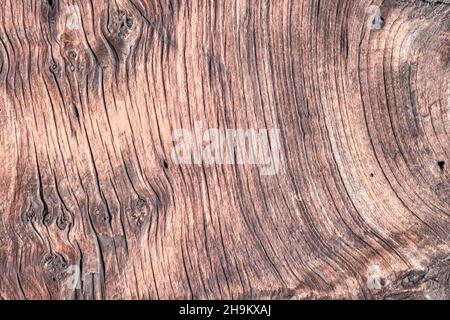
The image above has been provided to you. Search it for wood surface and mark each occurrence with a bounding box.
[0,0,449,300]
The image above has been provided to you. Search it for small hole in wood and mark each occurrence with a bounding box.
[437,161,445,171]
[68,51,77,60]
[163,160,169,170]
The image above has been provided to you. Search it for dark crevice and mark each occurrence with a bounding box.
[418,0,450,6]
[70,103,79,120]
[437,161,445,171]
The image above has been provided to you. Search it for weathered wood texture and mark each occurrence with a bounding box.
[0,0,449,300]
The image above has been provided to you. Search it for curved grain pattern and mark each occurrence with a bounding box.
[0,0,448,300]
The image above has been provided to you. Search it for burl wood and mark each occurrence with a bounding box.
[0,0,449,300]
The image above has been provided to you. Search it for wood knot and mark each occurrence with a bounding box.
[68,50,77,60]
[98,8,140,66]
[22,209,35,223]
[61,47,87,73]
[56,212,71,230]
[43,252,69,271]
[66,50,78,72]
[109,9,135,40]
[49,61,61,75]
[41,205,52,226]
[128,198,149,226]
[92,207,110,223]
[42,252,72,285]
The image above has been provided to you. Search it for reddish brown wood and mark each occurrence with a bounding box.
[0,0,449,300]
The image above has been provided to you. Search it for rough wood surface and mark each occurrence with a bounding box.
[0,0,449,300]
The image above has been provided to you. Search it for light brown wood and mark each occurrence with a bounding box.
[0,0,449,300]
